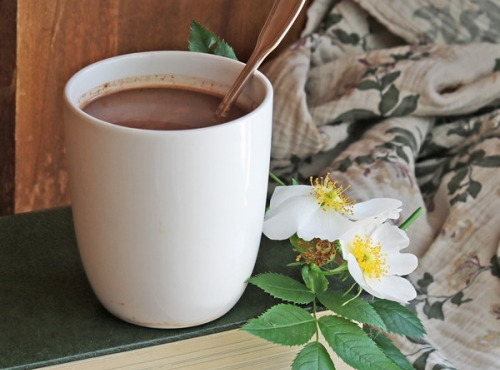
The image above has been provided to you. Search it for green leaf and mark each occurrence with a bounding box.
[378,85,399,115]
[423,300,445,320]
[448,125,468,137]
[431,364,454,370]
[324,13,343,28]
[416,272,433,292]
[336,157,353,172]
[292,342,335,370]
[450,291,472,306]
[371,299,426,337]
[188,20,237,60]
[302,265,328,294]
[365,329,415,370]
[467,149,485,163]
[476,155,500,168]
[387,127,419,153]
[318,290,386,330]
[396,145,410,163]
[390,94,419,116]
[333,109,379,123]
[391,51,413,61]
[380,71,401,90]
[318,315,399,370]
[415,162,445,177]
[413,349,435,369]
[450,191,468,205]
[356,80,381,91]
[447,167,468,195]
[467,180,482,198]
[354,155,375,165]
[332,29,360,45]
[491,255,500,278]
[494,58,500,72]
[248,273,315,304]
[460,11,480,40]
[241,304,316,346]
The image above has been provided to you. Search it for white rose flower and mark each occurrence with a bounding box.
[339,221,418,304]
[263,174,402,241]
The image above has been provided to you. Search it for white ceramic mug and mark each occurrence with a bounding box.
[63,51,273,328]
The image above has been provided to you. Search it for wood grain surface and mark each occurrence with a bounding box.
[9,0,308,214]
[0,0,16,215]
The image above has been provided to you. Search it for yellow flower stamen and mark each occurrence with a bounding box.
[310,173,355,214]
[352,234,389,279]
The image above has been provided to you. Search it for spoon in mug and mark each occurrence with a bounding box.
[215,0,306,118]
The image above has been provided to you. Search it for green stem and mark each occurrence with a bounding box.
[399,207,423,231]
[342,285,363,306]
[321,263,348,275]
[343,282,358,296]
[269,172,286,186]
[312,298,319,343]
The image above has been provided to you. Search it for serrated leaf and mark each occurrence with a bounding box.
[292,342,335,370]
[365,329,414,370]
[318,290,386,330]
[371,299,426,337]
[248,273,315,304]
[241,304,316,346]
[188,20,237,60]
[318,315,400,370]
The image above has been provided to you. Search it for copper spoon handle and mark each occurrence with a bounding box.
[215,0,306,118]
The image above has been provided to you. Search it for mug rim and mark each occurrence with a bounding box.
[63,50,273,135]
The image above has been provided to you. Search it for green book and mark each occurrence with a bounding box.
[0,207,302,369]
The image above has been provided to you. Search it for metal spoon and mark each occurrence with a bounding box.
[215,0,306,118]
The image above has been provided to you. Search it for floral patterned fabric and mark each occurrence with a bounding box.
[262,1,500,369]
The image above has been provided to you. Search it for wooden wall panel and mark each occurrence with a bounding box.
[13,0,309,213]
[116,0,296,61]
[0,0,16,216]
[15,0,120,213]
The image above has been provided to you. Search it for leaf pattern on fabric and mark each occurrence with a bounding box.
[262,1,500,368]
[414,2,500,44]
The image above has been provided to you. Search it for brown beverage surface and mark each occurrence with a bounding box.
[82,86,249,130]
